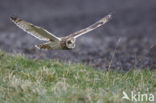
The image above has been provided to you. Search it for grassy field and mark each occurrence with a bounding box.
[0,50,155,103]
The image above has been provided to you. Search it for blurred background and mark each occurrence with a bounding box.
[0,0,156,70]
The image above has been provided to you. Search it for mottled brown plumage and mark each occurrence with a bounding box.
[10,14,111,50]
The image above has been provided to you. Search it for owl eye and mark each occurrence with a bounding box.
[67,40,72,44]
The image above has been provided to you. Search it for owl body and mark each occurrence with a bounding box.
[36,41,62,50]
[36,37,75,50]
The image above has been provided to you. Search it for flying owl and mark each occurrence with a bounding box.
[10,14,112,50]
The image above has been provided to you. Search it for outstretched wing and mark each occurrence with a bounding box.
[67,14,112,38]
[10,17,61,41]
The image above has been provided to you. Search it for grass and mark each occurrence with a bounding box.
[0,50,155,103]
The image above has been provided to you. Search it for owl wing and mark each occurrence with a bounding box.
[10,17,61,41]
[67,14,112,38]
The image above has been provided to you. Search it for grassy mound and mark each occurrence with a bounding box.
[0,50,155,103]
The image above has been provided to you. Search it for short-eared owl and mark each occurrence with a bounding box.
[10,14,111,50]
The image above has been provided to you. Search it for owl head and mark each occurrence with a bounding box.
[66,37,76,49]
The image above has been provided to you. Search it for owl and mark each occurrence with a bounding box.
[10,14,111,50]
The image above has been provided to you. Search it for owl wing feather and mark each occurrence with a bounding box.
[67,13,112,38]
[10,17,61,41]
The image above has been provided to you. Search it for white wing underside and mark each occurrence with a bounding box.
[10,17,61,41]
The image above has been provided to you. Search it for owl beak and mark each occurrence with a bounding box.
[72,44,75,48]
[72,40,75,44]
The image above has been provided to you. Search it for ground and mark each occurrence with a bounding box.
[0,0,156,70]
[0,50,155,103]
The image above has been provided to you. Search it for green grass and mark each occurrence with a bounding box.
[0,50,155,103]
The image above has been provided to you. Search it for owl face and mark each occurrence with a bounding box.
[66,37,76,49]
